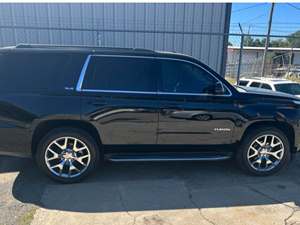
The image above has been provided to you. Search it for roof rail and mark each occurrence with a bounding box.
[15,43,155,53]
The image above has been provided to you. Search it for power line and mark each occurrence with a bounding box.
[243,13,267,24]
[287,3,300,11]
[232,3,266,14]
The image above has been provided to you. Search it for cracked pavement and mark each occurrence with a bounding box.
[1,155,300,225]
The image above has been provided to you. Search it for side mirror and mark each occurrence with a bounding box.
[214,82,226,95]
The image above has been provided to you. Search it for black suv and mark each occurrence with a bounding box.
[1,44,300,182]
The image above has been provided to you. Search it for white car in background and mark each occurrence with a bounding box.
[237,77,300,98]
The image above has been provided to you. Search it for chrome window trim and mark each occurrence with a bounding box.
[76,55,91,91]
[76,54,232,97]
[80,89,157,95]
[157,91,230,97]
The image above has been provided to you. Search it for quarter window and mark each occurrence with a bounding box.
[0,52,85,93]
[159,59,221,94]
[82,56,158,92]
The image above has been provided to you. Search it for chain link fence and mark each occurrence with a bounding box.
[225,33,300,84]
[0,23,229,75]
[1,21,300,84]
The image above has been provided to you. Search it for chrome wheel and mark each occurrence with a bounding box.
[45,137,91,178]
[247,134,285,172]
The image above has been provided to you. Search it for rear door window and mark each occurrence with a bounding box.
[82,56,158,92]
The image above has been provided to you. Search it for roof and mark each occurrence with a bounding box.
[0,43,202,64]
[0,43,222,75]
[9,43,156,54]
[240,77,297,84]
[228,46,300,52]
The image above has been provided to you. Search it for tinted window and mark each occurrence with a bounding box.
[0,52,86,93]
[82,56,157,92]
[275,83,300,95]
[238,80,249,86]
[261,83,272,90]
[250,82,261,88]
[159,59,219,94]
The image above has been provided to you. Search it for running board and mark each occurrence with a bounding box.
[106,152,232,162]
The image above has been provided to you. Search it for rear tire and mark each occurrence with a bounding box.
[236,127,291,176]
[35,128,100,183]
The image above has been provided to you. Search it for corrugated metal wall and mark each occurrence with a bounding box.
[0,3,231,74]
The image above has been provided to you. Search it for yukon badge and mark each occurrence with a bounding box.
[214,128,231,132]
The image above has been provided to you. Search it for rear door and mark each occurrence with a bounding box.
[80,55,159,145]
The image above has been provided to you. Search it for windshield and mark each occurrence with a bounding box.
[275,83,300,95]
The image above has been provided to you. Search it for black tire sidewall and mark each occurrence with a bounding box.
[35,128,100,183]
[237,127,291,176]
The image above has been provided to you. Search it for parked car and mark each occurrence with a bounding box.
[237,77,300,98]
[282,66,300,78]
[1,44,300,183]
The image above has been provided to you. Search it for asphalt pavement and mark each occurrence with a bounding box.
[1,155,300,225]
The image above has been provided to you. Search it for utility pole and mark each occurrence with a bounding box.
[261,3,275,77]
[236,23,244,84]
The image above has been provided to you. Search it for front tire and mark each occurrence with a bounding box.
[236,127,291,176]
[35,128,100,183]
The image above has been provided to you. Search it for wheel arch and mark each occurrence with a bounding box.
[31,119,102,156]
[239,121,295,151]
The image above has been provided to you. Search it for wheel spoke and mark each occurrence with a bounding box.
[74,146,87,152]
[63,138,68,149]
[73,139,78,150]
[262,135,267,146]
[268,148,284,160]
[75,155,89,166]
[253,157,262,165]
[248,146,259,158]
[47,148,59,161]
[255,140,263,147]
[54,141,65,150]
[51,160,66,171]
[68,161,80,177]
[266,158,273,165]
[271,136,275,146]
[271,142,281,148]
[59,160,66,175]
[69,161,80,172]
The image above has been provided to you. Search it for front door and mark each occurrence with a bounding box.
[157,58,236,145]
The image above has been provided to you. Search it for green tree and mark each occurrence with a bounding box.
[234,30,300,48]
[253,38,265,47]
[269,39,289,47]
[243,36,254,46]
[287,30,300,48]
[243,36,265,47]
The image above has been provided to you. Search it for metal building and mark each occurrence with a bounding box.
[0,3,231,75]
